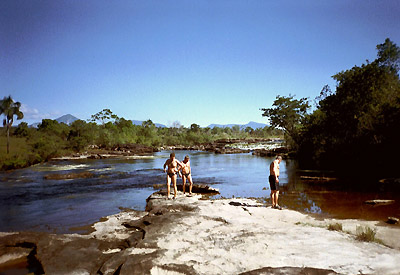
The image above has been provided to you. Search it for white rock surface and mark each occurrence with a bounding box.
[144,193,400,274]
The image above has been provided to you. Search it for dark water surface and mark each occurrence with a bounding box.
[1,150,399,233]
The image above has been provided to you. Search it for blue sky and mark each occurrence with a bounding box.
[1,0,399,127]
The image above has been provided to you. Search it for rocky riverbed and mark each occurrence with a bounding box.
[1,189,400,274]
[52,139,287,161]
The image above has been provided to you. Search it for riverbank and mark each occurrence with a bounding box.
[1,190,400,274]
[50,138,287,161]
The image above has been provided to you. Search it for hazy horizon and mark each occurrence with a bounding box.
[2,0,399,127]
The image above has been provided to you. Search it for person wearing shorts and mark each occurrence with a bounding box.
[269,155,282,209]
[178,155,193,196]
[163,152,184,200]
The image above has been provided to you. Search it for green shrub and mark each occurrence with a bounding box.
[327,223,343,231]
[1,158,28,170]
[356,225,377,242]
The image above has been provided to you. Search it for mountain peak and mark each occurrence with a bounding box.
[56,114,79,125]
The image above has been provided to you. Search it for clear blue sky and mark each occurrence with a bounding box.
[1,0,399,127]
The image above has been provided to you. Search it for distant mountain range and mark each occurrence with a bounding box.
[29,114,79,127]
[131,120,167,128]
[29,115,267,130]
[207,121,268,130]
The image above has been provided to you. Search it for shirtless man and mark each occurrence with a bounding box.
[163,152,184,200]
[178,155,193,196]
[269,155,283,209]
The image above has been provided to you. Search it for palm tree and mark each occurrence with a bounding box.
[0,96,24,154]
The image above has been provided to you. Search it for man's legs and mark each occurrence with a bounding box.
[182,176,186,194]
[271,190,281,208]
[166,176,171,199]
[188,175,193,195]
[275,191,280,207]
[172,175,177,199]
[271,191,276,207]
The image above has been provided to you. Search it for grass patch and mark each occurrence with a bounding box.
[327,222,343,231]
[0,136,34,170]
[355,225,383,244]
[0,135,71,170]
[0,136,30,157]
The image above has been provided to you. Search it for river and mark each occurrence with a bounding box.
[1,150,399,234]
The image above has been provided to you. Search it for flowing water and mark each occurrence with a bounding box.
[1,150,399,234]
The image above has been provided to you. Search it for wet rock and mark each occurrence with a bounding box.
[0,245,32,270]
[2,193,400,274]
[252,147,290,157]
[44,171,94,180]
[379,178,400,184]
[215,148,250,154]
[36,235,111,274]
[387,217,399,224]
[229,201,251,207]
[112,143,158,154]
[364,199,395,205]
[240,266,338,275]
[300,176,338,182]
[153,183,219,195]
[177,183,219,194]
[87,154,102,159]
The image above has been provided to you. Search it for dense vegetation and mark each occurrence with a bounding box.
[262,38,400,178]
[0,110,282,170]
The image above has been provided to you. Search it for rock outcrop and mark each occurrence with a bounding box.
[44,171,94,180]
[52,143,158,161]
[252,146,290,157]
[364,199,395,205]
[2,193,400,274]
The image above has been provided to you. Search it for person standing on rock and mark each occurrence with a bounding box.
[178,155,193,196]
[163,152,184,200]
[269,155,282,210]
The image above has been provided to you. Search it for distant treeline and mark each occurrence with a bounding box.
[262,38,400,178]
[0,118,282,170]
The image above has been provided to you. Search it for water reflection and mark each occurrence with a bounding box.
[0,151,399,233]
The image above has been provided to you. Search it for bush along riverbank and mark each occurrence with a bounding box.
[0,116,283,170]
[1,190,400,274]
[1,135,287,170]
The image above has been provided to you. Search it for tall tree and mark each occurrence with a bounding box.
[261,95,309,147]
[0,96,24,154]
[190,123,200,132]
[376,38,400,72]
[299,38,400,176]
[90,109,119,126]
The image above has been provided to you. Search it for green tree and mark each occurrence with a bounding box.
[115,117,133,129]
[190,123,200,132]
[0,96,24,154]
[261,95,309,147]
[38,119,69,140]
[14,122,30,137]
[376,38,400,72]
[299,38,400,176]
[90,109,119,126]
[211,126,223,136]
[139,119,159,146]
[68,120,92,151]
[142,119,155,128]
[244,126,254,135]
[232,125,240,136]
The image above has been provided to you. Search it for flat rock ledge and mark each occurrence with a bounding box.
[1,192,400,274]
